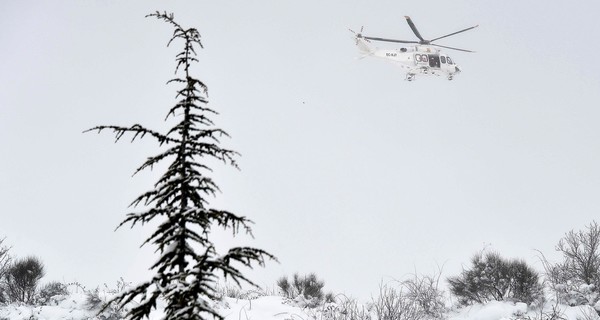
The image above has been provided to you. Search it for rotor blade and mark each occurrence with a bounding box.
[404,16,425,42]
[363,36,418,44]
[432,43,476,53]
[430,25,479,42]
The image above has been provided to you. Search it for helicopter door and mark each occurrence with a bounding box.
[440,55,453,73]
[428,54,440,69]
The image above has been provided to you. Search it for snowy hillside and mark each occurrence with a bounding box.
[2,291,599,320]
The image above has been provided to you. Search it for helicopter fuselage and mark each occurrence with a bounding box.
[363,43,461,81]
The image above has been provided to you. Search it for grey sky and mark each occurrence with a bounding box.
[2,0,600,300]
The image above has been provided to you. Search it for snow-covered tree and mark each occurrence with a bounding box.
[87,12,276,320]
[0,237,11,303]
[540,221,600,306]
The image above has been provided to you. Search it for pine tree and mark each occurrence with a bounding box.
[87,12,276,320]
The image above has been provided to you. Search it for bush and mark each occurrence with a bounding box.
[277,276,292,297]
[325,295,372,320]
[448,251,543,305]
[372,282,422,320]
[540,221,600,307]
[557,221,600,287]
[216,283,244,300]
[277,273,331,307]
[370,270,447,320]
[4,256,45,304]
[0,238,12,304]
[82,280,130,320]
[510,259,545,305]
[36,281,68,305]
[85,287,104,310]
[402,270,447,319]
[85,287,124,320]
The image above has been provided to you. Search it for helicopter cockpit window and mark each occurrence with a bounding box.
[415,54,429,63]
[440,56,447,64]
[446,57,453,65]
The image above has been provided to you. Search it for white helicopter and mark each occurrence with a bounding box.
[351,16,478,81]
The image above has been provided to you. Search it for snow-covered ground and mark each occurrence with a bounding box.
[0,292,98,320]
[1,291,599,320]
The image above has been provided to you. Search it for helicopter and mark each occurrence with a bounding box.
[350,16,478,81]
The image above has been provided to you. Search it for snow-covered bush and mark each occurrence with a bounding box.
[521,300,566,320]
[35,281,68,305]
[4,256,44,304]
[0,237,11,304]
[277,273,332,308]
[540,221,600,308]
[448,251,543,306]
[84,282,127,320]
[553,283,597,308]
[369,271,447,320]
[402,270,447,319]
[372,282,422,320]
[216,283,245,300]
[85,287,103,310]
[320,295,372,320]
[215,283,268,301]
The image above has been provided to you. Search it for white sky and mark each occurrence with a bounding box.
[2,0,600,301]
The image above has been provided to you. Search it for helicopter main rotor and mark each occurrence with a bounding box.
[360,16,478,53]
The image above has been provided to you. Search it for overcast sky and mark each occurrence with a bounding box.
[2,0,600,301]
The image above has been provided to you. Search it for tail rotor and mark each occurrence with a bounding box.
[349,26,374,57]
[349,26,370,45]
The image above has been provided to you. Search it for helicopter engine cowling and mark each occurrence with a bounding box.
[416,45,438,53]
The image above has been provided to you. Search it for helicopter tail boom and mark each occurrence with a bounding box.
[356,37,374,57]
